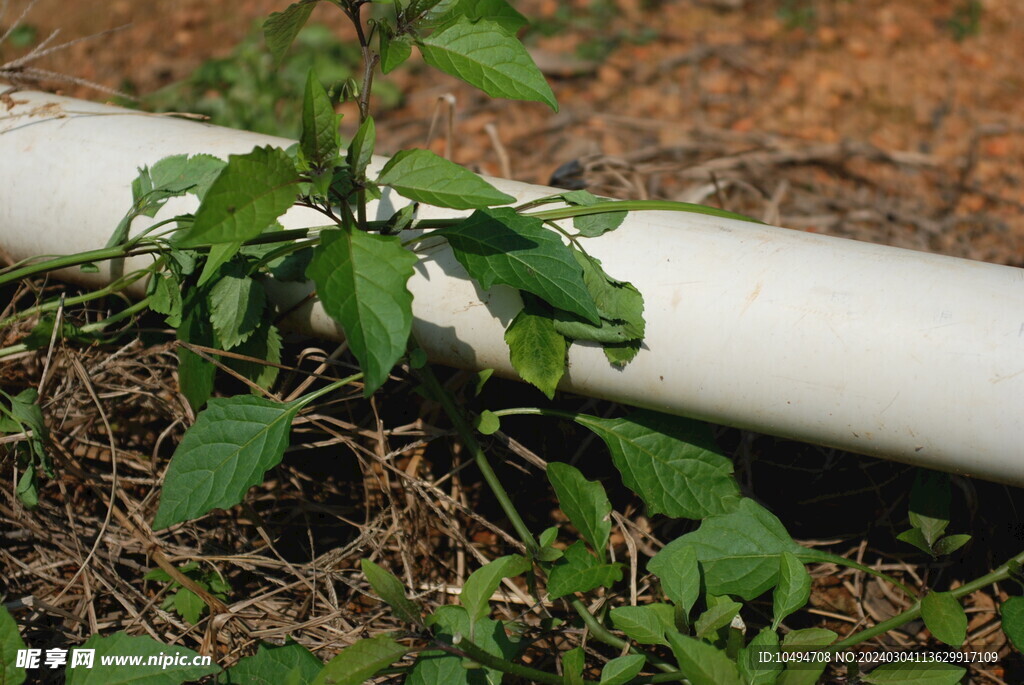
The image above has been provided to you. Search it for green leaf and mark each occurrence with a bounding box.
[776,628,837,685]
[859,661,966,684]
[226,641,324,685]
[475,409,500,435]
[347,115,375,179]
[264,1,319,66]
[573,410,741,519]
[461,555,529,626]
[504,298,567,399]
[738,627,782,685]
[360,559,422,626]
[437,208,600,324]
[648,543,700,615]
[609,604,675,645]
[312,635,407,685]
[419,19,557,110]
[376,149,514,209]
[225,323,283,392]
[547,462,612,559]
[931,534,971,556]
[909,471,951,547]
[553,248,644,345]
[301,70,341,168]
[307,226,417,395]
[424,606,517,685]
[64,632,219,684]
[431,0,529,35]
[599,654,645,685]
[153,395,302,529]
[666,632,742,685]
[661,499,830,600]
[897,527,934,556]
[405,652,468,685]
[16,469,38,508]
[694,598,741,640]
[0,605,27,685]
[209,265,266,350]
[176,146,301,247]
[575,211,627,238]
[1001,596,1024,652]
[150,273,183,327]
[772,551,811,630]
[546,541,623,599]
[379,28,413,74]
[173,587,205,624]
[920,591,967,646]
[563,647,585,685]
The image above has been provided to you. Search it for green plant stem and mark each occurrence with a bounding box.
[0,243,162,287]
[0,269,151,329]
[830,547,1024,651]
[416,364,538,555]
[527,200,762,225]
[0,296,154,360]
[569,597,681,677]
[435,636,572,685]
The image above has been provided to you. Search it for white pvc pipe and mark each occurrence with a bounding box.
[2,91,1023,485]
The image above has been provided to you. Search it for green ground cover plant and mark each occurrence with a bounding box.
[2,1,1023,683]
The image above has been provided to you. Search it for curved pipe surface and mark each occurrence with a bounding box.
[2,91,1023,484]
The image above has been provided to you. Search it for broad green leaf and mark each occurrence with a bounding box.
[461,555,529,626]
[312,635,407,685]
[738,627,782,685]
[574,210,627,238]
[264,1,319,66]
[150,153,225,202]
[776,628,836,685]
[0,605,26,685]
[361,559,422,626]
[859,661,966,684]
[600,654,645,685]
[609,604,675,645]
[16,469,38,508]
[573,410,741,519]
[347,116,375,179]
[694,598,741,640]
[209,265,266,350]
[897,527,934,556]
[475,409,500,435]
[65,633,219,684]
[909,471,951,547]
[376,149,514,209]
[649,543,700,615]
[553,248,644,345]
[437,208,600,324]
[1001,596,1024,651]
[225,641,324,685]
[405,652,467,685]
[150,273,183,327]
[563,647,585,685]
[173,586,205,624]
[547,462,611,558]
[504,299,567,399]
[425,606,517,685]
[176,292,216,410]
[666,632,742,685]
[153,396,302,529]
[431,0,529,35]
[546,541,623,599]
[301,70,341,168]
[420,19,557,110]
[772,552,811,630]
[307,226,417,395]
[225,323,283,392]
[920,591,967,646]
[932,534,971,556]
[379,28,413,74]
[662,499,831,600]
[176,146,301,247]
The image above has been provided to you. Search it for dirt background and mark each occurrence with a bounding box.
[2,0,1023,683]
